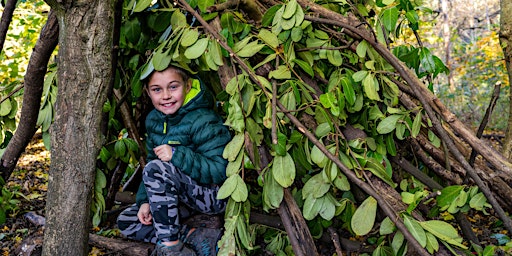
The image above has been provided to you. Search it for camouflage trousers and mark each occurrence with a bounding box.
[117,160,226,243]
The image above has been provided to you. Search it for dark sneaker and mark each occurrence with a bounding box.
[151,241,197,256]
[184,227,223,256]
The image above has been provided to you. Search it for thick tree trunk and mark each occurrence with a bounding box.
[0,10,58,182]
[42,1,115,256]
[500,0,512,159]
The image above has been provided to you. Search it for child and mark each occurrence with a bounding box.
[117,64,232,256]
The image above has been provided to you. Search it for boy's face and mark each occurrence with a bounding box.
[147,68,191,115]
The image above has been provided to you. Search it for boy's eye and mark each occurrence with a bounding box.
[152,88,161,92]
[169,83,181,90]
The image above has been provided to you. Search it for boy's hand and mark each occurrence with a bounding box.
[154,144,173,162]
[137,203,153,225]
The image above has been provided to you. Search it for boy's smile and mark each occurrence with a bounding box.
[147,68,192,115]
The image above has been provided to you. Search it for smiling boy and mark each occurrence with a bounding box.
[117,65,232,256]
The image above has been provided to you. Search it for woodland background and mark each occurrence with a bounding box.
[0,0,511,255]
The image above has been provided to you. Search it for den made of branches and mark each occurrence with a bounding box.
[97,0,512,255]
[2,0,512,255]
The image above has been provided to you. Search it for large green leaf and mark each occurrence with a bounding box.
[419,220,467,249]
[403,215,427,247]
[184,38,209,59]
[272,153,296,188]
[376,114,402,134]
[436,185,463,208]
[380,7,399,32]
[351,196,377,236]
[223,133,245,161]
[217,175,238,199]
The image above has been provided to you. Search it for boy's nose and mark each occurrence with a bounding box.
[162,89,172,99]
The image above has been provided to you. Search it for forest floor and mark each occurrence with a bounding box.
[0,132,510,255]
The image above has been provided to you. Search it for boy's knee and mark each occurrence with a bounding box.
[143,160,179,178]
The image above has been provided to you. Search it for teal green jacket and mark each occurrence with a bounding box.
[136,78,231,207]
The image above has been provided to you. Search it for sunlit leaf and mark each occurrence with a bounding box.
[351,196,377,236]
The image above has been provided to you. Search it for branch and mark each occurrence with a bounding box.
[0,10,58,182]
[0,0,16,54]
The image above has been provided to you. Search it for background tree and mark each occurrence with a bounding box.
[501,0,512,158]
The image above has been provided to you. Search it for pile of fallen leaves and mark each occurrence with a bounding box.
[1,133,48,255]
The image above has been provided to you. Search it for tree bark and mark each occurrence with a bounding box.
[500,0,512,159]
[0,10,58,182]
[41,1,115,255]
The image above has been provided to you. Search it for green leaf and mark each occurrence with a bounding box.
[269,65,291,79]
[333,171,350,191]
[302,173,330,199]
[303,195,321,220]
[419,47,436,73]
[258,29,279,48]
[223,133,245,161]
[425,232,439,254]
[274,132,287,156]
[293,59,314,77]
[405,10,419,30]
[377,114,402,134]
[362,73,380,101]
[311,145,328,167]
[351,196,377,236]
[197,0,214,12]
[152,47,172,71]
[281,15,296,30]
[236,40,265,58]
[327,48,343,67]
[403,215,427,247]
[291,26,303,42]
[356,40,368,58]
[171,10,188,28]
[0,209,6,225]
[225,97,245,132]
[184,38,209,59]
[315,122,331,138]
[380,217,396,235]
[231,174,248,202]
[352,70,368,82]
[341,77,356,106]
[282,0,298,19]
[411,111,422,137]
[419,220,467,249]
[381,7,399,32]
[181,29,199,47]
[114,140,126,158]
[95,169,107,189]
[469,192,488,210]
[225,150,243,177]
[217,175,238,199]
[131,0,152,12]
[0,98,12,116]
[263,171,284,209]
[272,153,296,188]
[437,185,463,208]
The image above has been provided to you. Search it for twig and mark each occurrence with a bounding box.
[327,227,344,256]
[0,83,24,104]
[468,82,501,166]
